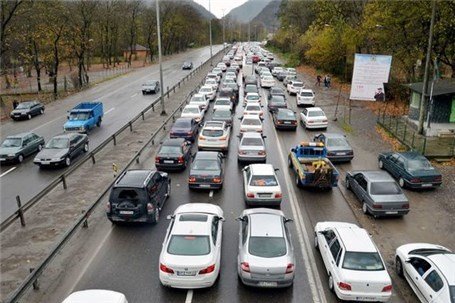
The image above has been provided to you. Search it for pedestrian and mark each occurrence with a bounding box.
[316,75,321,86]
[326,74,331,88]
[374,87,385,101]
[13,99,19,109]
[323,75,328,88]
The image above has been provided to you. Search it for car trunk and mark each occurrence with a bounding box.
[110,188,148,219]
[341,269,390,294]
[246,255,288,280]
[157,153,181,165]
[164,254,213,277]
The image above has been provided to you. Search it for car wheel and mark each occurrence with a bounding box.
[314,233,319,250]
[27,114,32,120]
[378,160,384,169]
[398,177,406,188]
[288,157,293,168]
[38,144,43,151]
[17,154,24,163]
[96,118,101,127]
[328,274,334,292]
[153,207,160,224]
[65,157,71,167]
[40,109,44,115]
[345,178,351,190]
[83,143,89,152]
[362,202,369,215]
[295,174,301,188]
[395,256,404,277]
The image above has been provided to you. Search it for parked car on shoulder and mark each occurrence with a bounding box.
[314,221,392,302]
[378,151,442,189]
[10,101,44,120]
[155,138,192,171]
[33,133,88,167]
[297,89,315,107]
[106,169,170,224]
[170,117,199,142]
[242,164,282,207]
[142,80,160,94]
[314,133,354,162]
[237,208,295,288]
[272,108,297,130]
[300,107,328,129]
[345,170,410,217]
[0,132,45,164]
[182,61,193,70]
[188,151,224,190]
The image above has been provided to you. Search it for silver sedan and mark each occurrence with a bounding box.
[236,208,295,288]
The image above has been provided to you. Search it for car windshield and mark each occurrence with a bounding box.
[183,107,199,114]
[202,129,224,137]
[241,137,263,147]
[192,159,220,171]
[277,111,295,119]
[200,88,211,93]
[326,137,350,147]
[247,95,259,100]
[250,175,278,186]
[407,158,432,170]
[2,138,22,147]
[293,82,304,87]
[245,85,257,92]
[160,145,181,154]
[45,138,69,149]
[215,99,230,106]
[214,110,231,118]
[370,182,402,195]
[243,119,261,126]
[300,92,314,97]
[271,99,286,106]
[174,120,190,128]
[191,96,205,102]
[69,113,90,121]
[167,235,210,256]
[246,105,261,111]
[342,252,385,271]
[271,89,284,95]
[249,236,286,258]
[16,102,32,109]
[263,76,273,80]
[308,111,325,117]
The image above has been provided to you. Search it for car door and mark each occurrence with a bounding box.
[404,257,433,302]
[318,229,336,272]
[421,269,445,303]
[68,136,78,158]
[147,174,161,207]
[301,108,308,124]
[386,154,400,177]
[395,156,407,179]
[238,215,249,266]
[351,174,365,199]
[211,217,222,271]
[328,238,343,286]
[242,166,251,195]
[75,135,85,154]
[21,135,32,156]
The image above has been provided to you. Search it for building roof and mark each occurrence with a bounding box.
[406,78,455,97]
[124,44,150,51]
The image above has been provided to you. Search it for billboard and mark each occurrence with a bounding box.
[350,54,392,101]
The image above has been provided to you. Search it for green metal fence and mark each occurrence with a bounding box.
[377,114,455,157]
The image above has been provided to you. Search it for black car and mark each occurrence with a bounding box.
[106,169,170,224]
[155,138,192,171]
[33,133,88,167]
[212,108,233,126]
[182,61,193,70]
[272,108,297,130]
[244,84,259,96]
[10,101,45,120]
[219,87,238,106]
[244,75,258,87]
[170,118,199,142]
[268,86,286,100]
[266,62,281,71]
[276,71,288,81]
[142,80,160,94]
[188,151,224,190]
[268,95,287,113]
[0,132,45,164]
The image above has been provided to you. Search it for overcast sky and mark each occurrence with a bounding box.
[193,0,249,19]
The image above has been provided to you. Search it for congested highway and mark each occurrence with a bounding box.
[0,45,223,221]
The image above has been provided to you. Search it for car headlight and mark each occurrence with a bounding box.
[51,157,62,161]
[8,154,15,157]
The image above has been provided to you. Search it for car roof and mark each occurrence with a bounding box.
[51,133,76,139]
[162,138,186,146]
[184,104,200,108]
[307,107,323,111]
[357,171,395,182]
[194,151,220,160]
[62,290,127,303]
[321,133,346,139]
[200,85,212,90]
[398,151,427,160]
[246,93,259,97]
[249,164,275,175]
[174,203,223,217]
[249,212,284,238]
[114,169,154,188]
[6,132,33,139]
[335,226,378,252]
[192,93,205,98]
[175,117,193,123]
[243,115,261,121]
[300,89,314,93]
[241,132,263,139]
[427,253,455,284]
[172,215,212,236]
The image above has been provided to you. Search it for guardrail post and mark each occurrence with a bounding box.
[141,111,145,120]
[411,132,416,148]
[91,153,96,164]
[422,137,427,154]
[112,134,117,146]
[129,121,133,132]
[30,268,39,290]
[173,86,176,93]
[172,115,176,122]
[136,154,140,164]
[167,86,169,98]
[62,175,67,190]
[16,196,25,227]
[83,215,88,228]
[178,82,180,88]
[152,104,155,112]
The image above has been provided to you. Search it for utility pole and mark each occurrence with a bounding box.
[417,0,436,134]
[248,22,250,42]
[156,0,166,115]
[209,0,213,66]
[222,9,226,51]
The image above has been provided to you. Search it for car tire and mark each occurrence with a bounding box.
[65,157,71,167]
[395,257,404,277]
[96,118,101,127]
[328,274,334,293]
[38,144,43,151]
[295,174,302,188]
[314,233,319,250]
[40,109,44,115]
[378,159,384,169]
[27,114,32,120]
[17,154,24,163]
[362,202,369,215]
[345,178,351,190]
[398,177,406,188]
[83,143,89,152]
[166,181,171,199]
[153,207,160,224]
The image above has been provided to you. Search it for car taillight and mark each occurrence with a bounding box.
[285,263,294,273]
[155,156,161,164]
[382,285,393,292]
[307,120,313,123]
[246,192,255,198]
[220,136,227,141]
[257,129,262,132]
[347,151,354,155]
[410,178,421,183]
[213,177,222,183]
[160,263,174,274]
[372,204,383,209]
[277,120,283,124]
[199,264,215,274]
[402,203,410,209]
[188,176,196,183]
[239,150,247,155]
[178,156,184,164]
[275,192,282,198]
[338,282,352,291]
[241,262,250,272]
[147,203,154,214]
[105,202,111,213]
[258,150,266,155]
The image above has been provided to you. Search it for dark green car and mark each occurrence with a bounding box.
[0,132,45,164]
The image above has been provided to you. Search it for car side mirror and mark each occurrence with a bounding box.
[262,135,267,139]
[284,218,293,223]
[166,215,174,220]
[404,258,411,264]
[274,168,280,172]
[235,217,244,222]
[218,216,226,222]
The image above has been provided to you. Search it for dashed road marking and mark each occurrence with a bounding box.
[209,190,214,198]
[130,93,138,98]
[104,107,115,115]
[0,167,16,178]
[185,290,193,303]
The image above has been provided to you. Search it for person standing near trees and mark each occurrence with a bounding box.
[326,74,331,88]
[316,75,321,86]
[13,100,19,109]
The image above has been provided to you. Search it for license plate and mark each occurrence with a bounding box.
[163,160,174,164]
[199,184,211,188]
[386,211,398,215]
[0,158,5,161]
[258,194,271,198]
[177,271,197,276]
[119,210,134,215]
[422,183,432,187]
[337,152,347,155]
[41,161,50,165]
[284,121,291,124]
[258,281,277,287]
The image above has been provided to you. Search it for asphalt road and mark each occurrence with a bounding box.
[34,65,409,303]
[0,45,223,221]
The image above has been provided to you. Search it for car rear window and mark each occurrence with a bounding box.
[407,158,432,170]
[160,145,182,154]
[174,120,190,127]
[293,82,304,87]
[250,175,278,186]
[243,119,261,126]
[202,129,224,137]
[326,138,350,148]
[215,100,230,106]
[277,111,295,119]
[249,236,286,258]
[342,252,385,271]
[111,188,145,205]
[192,159,220,171]
[241,138,263,147]
[214,110,231,118]
[300,91,314,97]
[246,105,261,111]
[246,95,259,100]
[167,235,210,256]
[370,182,402,195]
[308,111,325,117]
[183,107,199,114]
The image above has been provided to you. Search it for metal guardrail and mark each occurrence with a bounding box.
[3,47,226,303]
[0,48,224,232]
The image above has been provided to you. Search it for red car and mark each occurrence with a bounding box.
[252,55,260,63]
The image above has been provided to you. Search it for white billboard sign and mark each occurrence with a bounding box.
[350,54,392,101]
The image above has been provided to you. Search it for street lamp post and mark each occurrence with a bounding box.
[209,0,213,66]
[222,9,226,53]
[156,0,166,115]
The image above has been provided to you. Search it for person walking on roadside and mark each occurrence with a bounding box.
[13,100,19,109]
[316,75,322,86]
[326,74,331,88]
[323,75,328,88]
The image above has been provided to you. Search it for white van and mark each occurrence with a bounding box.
[62,290,128,303]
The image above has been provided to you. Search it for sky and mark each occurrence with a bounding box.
[193,0,249,19]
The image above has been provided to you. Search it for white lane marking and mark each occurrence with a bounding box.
[104,107,115,115]
[130,93,138,98]
[273,127,327,303]
[31,115,66,133]
[0,167,16,178]
[185,290,193,303]
[209,190,214,198]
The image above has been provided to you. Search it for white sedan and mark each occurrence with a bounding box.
[242,164,282,206]
[300,107,328,129]
[189,93,209,110]
[198,122,231,152]
[244,92,261,105]
[243,103,263,117]
[297,89,315,107]
[181,104,205,123]
[199,85,216,101]
[62,290,128,303]
[159,203,224,289]
[213,98,233,112]
[260,75,276,88]
[239,116,263,133]
[395,243,455,303]
[286,80,305,95]
[204,78,219,91]
[314,221,392,302]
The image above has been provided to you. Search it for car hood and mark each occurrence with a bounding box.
[190,169,221,177]
[0,147,20,154]
[37,148,68,159]
[370,193,408,203]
